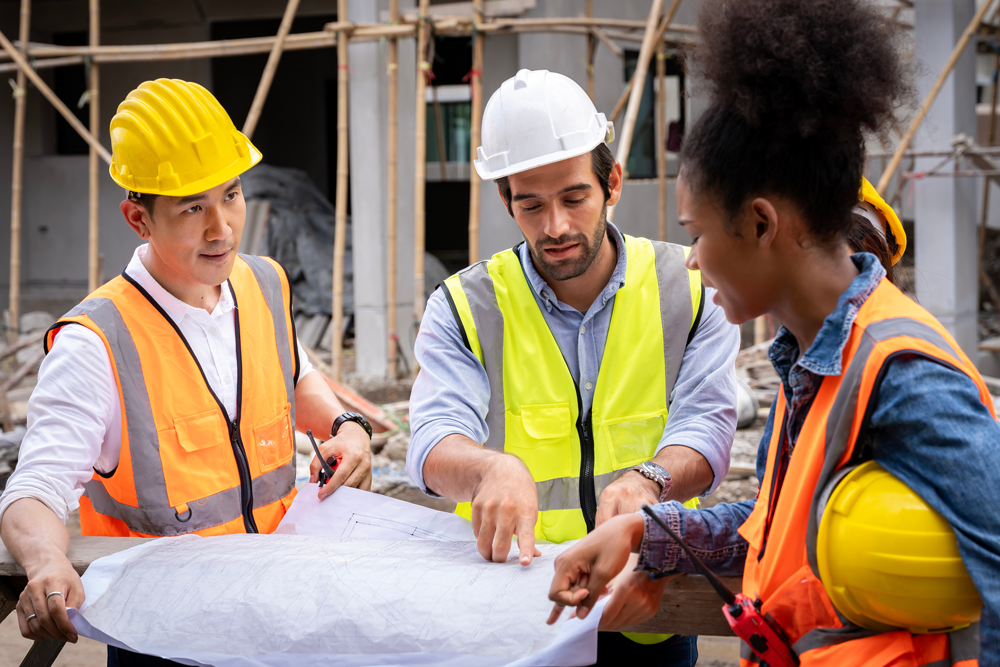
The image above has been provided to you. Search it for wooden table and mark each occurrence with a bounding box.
[0,536,738,666]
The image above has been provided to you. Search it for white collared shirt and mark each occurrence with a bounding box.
[0,244,313,526]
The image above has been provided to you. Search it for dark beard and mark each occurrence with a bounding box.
[527,205,608,282]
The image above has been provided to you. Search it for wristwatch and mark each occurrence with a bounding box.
[331,412,373,440]
[632,461,674,503]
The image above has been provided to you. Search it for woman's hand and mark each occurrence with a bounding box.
[546,513,646,624]
[598,553,675,631]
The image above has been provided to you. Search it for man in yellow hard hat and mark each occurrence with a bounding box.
[0,79,372,662]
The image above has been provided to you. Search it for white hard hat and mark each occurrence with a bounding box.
[474,69,615,180]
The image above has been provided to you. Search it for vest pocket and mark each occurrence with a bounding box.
[159,409,234,508]
[504,403,573,481]
[254,403,294,473]
[600,410,667,469]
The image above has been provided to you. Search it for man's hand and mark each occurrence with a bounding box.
[547,513,646,624]
[17,554,84,643]
[598,552,673,631]
[595,470,661,527]
[310,421,372,499]
[471,454,541,565]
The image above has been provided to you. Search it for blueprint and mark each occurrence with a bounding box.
[79,535,568,658]
[274,486,475,541]
[70,488,604,666]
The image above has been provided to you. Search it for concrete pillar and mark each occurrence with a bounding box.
[912,0,978,357]
[348,0,417,379]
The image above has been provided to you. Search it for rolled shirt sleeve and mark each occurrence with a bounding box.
[406,290,491,496]
[0,324,118,528]
[657,286,740,495]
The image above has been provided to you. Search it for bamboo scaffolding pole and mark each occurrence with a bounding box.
[608,0,665,222]
[243,0,301,139]
[88,0,100,293]
[876,0,996,194]
[0,29,110,164]
[0,54,83,73]
[387,0,399,379]
[331,1,351,381]
[0,17,695,65]
[655,47,667,242]
[586,0,596,101]
[754,316,768,345]
[11,31,340,62]
[591,26,623,59]
[7,0,30,345]
[432,85,447,180]
[607,0,684,125]
[413,0,431,340]
[468,0,484,265]
[392,15,697,34]
[981,53,1000,312]
[0,24,686,73]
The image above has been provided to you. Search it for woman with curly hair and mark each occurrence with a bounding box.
[546,0,1000,664]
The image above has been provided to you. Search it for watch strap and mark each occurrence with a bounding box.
[632,461,674,503]
[331,412,373,440]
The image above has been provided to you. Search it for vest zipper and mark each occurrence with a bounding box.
[575,385,597,533]
[228,295,258,533]
[228,420,257,533]
[510,246,599,533]
[119,271,258,533]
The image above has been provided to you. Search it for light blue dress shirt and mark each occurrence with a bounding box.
[406,223,740,497]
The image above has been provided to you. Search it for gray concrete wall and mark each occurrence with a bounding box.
[912,0,979,358]
[348,0,418,377]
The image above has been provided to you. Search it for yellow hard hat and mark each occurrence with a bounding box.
[817,461,981,634]
[109,79,261,197]
[859,177,907,265]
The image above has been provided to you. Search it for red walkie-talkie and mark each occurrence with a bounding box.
[641,505,799,667]
[307,429,339,487]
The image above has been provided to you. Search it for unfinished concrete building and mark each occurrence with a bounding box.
[0,0,994,382]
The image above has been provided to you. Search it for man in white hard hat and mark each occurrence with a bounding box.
[406,69,740,664]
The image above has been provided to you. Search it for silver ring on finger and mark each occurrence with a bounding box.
[46,591,65,601]
[25,613,37,623]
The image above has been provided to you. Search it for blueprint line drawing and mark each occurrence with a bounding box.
[341,513,463,541]
[275,486,477,542]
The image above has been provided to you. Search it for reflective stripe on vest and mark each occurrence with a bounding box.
[736,279,993,667]
[45,255,298,537]
[443,235,702,543]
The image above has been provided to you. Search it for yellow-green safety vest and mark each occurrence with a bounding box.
[441,233,704,543]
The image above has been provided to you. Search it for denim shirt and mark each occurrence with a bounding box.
[637,254,1000,663]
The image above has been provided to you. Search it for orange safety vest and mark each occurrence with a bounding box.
[736,278,994,667]
[44,255,300,537]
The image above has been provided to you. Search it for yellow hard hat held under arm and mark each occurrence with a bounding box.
[817,461,981,634]
[109,79,262,197]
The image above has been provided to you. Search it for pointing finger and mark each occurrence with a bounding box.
[516,514,537,566]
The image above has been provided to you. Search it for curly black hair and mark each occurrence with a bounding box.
[681,0,910,244]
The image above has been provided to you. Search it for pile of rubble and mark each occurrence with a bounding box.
[0,311,56,492]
